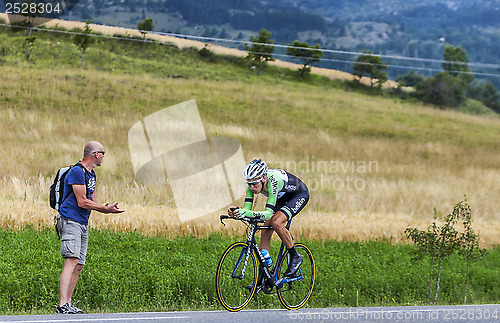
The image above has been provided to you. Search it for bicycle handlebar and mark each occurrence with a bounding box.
[220,214,266,225]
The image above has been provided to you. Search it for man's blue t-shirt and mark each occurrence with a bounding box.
[59,163,96,225]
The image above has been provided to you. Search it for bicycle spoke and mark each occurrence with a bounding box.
[216,242,257,311]
[276,243,315,310]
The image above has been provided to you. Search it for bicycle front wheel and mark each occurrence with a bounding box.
[215,242,257,311]
[276,243,315,310]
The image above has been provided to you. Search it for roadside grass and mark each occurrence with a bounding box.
[0,228,498,314]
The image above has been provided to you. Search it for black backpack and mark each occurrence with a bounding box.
[49,163,86,212]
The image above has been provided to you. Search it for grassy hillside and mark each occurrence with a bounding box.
[15,0,497,90]
[1,23,500,246]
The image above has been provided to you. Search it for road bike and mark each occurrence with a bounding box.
[215,215,315,311]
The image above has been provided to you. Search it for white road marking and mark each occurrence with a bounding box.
[8,316,187,323]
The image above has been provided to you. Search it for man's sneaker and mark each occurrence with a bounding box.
[284,253,303,277]
[69,303,85,314]
[55,303,78,314]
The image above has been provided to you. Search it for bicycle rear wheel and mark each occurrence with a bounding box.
[216,242,257,311]
[276,243,315,310]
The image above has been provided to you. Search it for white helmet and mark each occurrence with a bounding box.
[242,159,268,181]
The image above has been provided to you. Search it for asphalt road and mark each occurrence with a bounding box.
[0,305,498,323]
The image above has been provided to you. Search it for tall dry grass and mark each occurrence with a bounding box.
[1,63,499,246]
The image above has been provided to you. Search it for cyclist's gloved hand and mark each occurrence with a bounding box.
[228,206,239,218]
[236,209,248,218]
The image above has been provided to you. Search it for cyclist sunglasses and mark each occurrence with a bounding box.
[246,178,262,186]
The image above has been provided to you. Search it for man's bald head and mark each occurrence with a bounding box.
[83,141,104,158]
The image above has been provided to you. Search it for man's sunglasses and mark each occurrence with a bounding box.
[93,151,105,155]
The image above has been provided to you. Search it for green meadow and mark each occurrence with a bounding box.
[0,228,499,314]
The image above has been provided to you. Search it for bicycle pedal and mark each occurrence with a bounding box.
[275,277,285,287]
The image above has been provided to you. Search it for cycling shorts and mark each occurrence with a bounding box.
[271,187,309,220]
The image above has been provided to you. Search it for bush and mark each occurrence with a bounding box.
[468,80,500,113]
[415,72,466,108]
[198,44,217,62]
[396,70,425,87]
[458,99,495,115]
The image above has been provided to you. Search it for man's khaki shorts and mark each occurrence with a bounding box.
[56,215,89,265]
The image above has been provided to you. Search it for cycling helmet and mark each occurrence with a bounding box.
[242,159,268,181]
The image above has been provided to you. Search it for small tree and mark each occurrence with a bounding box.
[24,34,36,61]
[137,18,154,40]
[455,199,486,303]
[405,205,462,304]
[352,50,388,88]
[20,2,37,61]
[73,20,96,69]
[433,209,461,304]
[20,1,36,32]
[405,220,439,303]
[245,29,275,75]
[287,40,323,77]
[442,45,474,84]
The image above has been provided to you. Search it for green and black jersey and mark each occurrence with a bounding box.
[240,169,309,220]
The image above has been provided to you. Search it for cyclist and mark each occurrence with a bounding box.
[228,159,309,286]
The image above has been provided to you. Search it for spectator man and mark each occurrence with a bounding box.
[55,141,124,314]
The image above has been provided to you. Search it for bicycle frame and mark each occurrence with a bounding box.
[217,214,315,311]
[232,218,304,290]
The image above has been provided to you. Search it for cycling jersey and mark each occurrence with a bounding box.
[240,169,309,220]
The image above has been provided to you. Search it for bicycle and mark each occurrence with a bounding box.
[215,215,315,311]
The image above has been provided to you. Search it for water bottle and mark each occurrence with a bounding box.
[261,249,273,267]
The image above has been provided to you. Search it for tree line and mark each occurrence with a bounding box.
[11,14,500,115]
[59,0,500,92]
[398,46,500,113]
[244,29,500,114]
